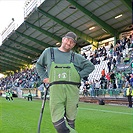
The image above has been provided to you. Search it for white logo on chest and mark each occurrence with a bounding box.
[58,73,67,79]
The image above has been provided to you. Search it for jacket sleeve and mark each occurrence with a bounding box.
[35,50,49,81]
[74,53,95,78]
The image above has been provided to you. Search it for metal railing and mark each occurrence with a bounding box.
[24,0,45,19]
[0,0,46,44]
[81,88,126,98]
[1,19,15,43]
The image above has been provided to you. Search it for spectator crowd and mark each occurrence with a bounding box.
[0,35,133,98]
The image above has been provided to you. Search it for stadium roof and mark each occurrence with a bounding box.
[0,0,132,74]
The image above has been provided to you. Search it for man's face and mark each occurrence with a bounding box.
[61,37,76,51]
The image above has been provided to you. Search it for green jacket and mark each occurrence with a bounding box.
[9,92,12,97]
[6,92,9,97]
[36,47,95,81]
[28,92,32,97]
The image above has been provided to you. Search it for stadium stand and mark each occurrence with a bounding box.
[0,34,132,106]
[0,0,132,105]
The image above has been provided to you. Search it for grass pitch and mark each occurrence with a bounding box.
[0,97,133,133]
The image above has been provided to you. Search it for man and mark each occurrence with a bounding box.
[5,90,10,101]
[9,91,13,101]
[110,71,115,84]
[36,31,95,133]
[27,91,32,101]
[107,60,111,73]
[101,68,105,77]
[126,84,133,108]
[95,80,100,97]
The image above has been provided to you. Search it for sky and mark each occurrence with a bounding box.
[0,0,25,78]
[0,0,25,43]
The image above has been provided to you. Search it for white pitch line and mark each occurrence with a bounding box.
[79,107,133,115]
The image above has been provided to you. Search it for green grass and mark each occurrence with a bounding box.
[0,97,133,133]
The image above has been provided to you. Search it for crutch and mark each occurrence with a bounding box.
[37,84,49,133]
